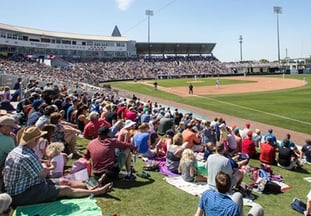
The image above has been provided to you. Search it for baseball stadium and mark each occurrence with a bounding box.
[0,22,311,215]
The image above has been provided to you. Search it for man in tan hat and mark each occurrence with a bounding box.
[0,116,19,192]
[3,126,113,207]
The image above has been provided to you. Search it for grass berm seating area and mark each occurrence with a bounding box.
[72,137,311,216]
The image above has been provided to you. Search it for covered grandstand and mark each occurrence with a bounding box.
[136,42,216,57]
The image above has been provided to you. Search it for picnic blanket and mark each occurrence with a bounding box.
[13,197,102,216]
[164,176,259,207]
[164,176,209,196]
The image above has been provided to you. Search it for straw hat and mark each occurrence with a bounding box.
[18,126,47,145]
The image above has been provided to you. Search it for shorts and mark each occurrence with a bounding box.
[141,149,155,158]
[11,179,60,207]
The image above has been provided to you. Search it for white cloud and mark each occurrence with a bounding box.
[116,0,135,11]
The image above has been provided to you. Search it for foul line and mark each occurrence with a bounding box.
[197,95,311,126]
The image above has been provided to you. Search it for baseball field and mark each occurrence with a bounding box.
[88,74,311,216]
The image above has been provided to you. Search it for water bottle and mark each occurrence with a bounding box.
[133,153,137,163]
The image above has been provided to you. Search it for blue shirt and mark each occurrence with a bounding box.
[199,189,239,216]
[263,133,277,146]
[133,132,150,154]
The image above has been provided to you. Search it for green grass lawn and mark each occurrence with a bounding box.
[74,137,311,216]
[110,74,311,135]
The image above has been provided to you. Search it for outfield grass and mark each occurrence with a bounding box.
[73,138,311,216]
[147,77,254,87]
[110,74,311,135]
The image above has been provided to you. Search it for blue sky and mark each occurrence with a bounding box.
[1,0,310,62]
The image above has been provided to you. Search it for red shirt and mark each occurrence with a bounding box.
[84,137,135,174]
[242,138,257,158]
[124,110,137,122]
[260,142,276,164]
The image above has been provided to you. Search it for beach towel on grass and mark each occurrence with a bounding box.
[164,176,260,207]
[164,176,209,196]
[13,197,102,216]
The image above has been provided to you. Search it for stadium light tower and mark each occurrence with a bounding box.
[239,35,243,62]
[274,6,282,65]
[145,9,153,58]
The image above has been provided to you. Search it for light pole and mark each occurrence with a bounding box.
[274,6,282,65]
[145,9,153,58]
[239,35,243,62]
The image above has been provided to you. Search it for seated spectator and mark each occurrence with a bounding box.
[155,129,174,157]
[241,122,251,140]
[195,171,239,215]
[124,106,137,122]
[277,139,301,170]
[201,120,216,145]
[300,139,311,163]
[0,116,18,192]
[84,126,137,183]
[166,133,185,173]
[178,148,206,182]
[253,129,262,147]
[195,171,264,216]
[182,119,202,152]
[203,142,215,160]
[0,100,15,113]
[83,111,104,140]
[26,99,43,126]
[133,123,156,158]
[45,142,66,178]
[117,119,136,143]
[3,126,113,207]
[259,137,276,165]
[35,105,55,129]
[206,142,244,191]
[233,128,242,153]
[279,133,300,157]
[33,124,55,160]
[157,112,174,136]
[263,128,278,147]
[242,131,259,159]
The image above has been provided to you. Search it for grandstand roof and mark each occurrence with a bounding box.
[136,42,216,55]
[0,23,128,42]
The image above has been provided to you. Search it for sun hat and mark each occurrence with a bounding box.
[19,126,47,145]
[0,116,19,128]
[124,120,136,129]
[234,128,240,134]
